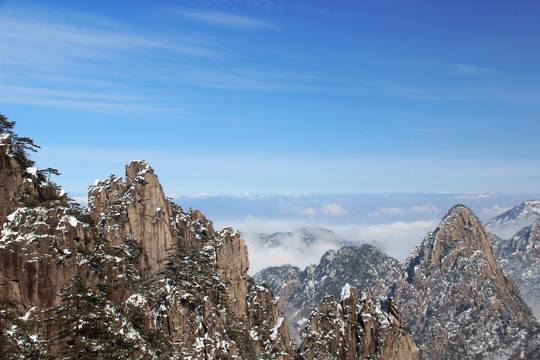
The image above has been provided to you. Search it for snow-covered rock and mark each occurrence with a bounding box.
[486,200,540,239]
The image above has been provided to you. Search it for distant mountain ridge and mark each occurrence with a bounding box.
[255,227,351,248]
[486,200,540,239]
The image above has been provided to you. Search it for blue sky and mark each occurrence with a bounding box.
[1,0,540,197]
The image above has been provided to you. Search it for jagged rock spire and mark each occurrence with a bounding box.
[88,159,175,274]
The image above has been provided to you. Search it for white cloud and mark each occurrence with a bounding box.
[176,9,276,29]
[371,205,439,216]
[452,64,495,74]
[71,196,88,208]
[373,207,407,216]
[291,206,318,215]
[480,205,512,218]
[410,204,439,213]
[169,193,220,199]
[321,203,347,216]
[329,220,438,262]
[244,233,341,274]
[457,194,494,200]
[218,213,438,274]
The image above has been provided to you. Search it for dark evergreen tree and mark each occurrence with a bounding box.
[40,167,61,184]
[0,299,51,360]
[53,274,137,360]
[0,113,40,170]
[0,114,15,135]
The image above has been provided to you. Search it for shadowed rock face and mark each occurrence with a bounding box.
[398,205,540,359]
[297,285,418,360]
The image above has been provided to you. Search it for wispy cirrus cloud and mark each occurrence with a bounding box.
[452,63,496,74]
[0,4,325,111]
[321,203,347,216]
[0,16,222,63]
[0,85,191,115]
[175,9,276,29]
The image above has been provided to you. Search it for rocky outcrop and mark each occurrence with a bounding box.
[398,205,540,359]
[0,134,102,310]
[124,225,292,359]
[297,285,418,360]
[493,219,540,318]
[0,134,41,227]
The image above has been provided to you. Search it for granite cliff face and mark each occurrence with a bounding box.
[0,129,293,359]
[88,160,177,275]
[0,133,96,311]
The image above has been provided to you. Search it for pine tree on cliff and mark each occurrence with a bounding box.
[52,274,136,360]
[0,299,52,360]
[0,113,40,170]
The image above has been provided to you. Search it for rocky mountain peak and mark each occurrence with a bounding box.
[255,244,405,341]
[125,159,153,188]
[411,204,498,277]
[507,219,540,258]
[0,134,22,226]
[399,205,539,359]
